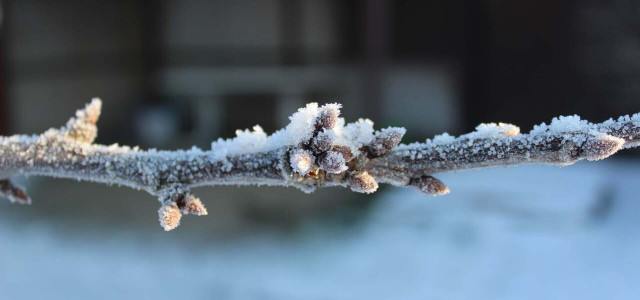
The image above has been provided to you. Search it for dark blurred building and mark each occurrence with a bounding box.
[4,0,640,143]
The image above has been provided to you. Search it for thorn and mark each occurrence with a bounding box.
[366,127,406,158]
[410,176,450,196]
[62,98,102,143]
[158,204,182,231]
[0,179,31,205]
[347,171,379,194]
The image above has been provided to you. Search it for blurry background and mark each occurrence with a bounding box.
[1,0,640,299]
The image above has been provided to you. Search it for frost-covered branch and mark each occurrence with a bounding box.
[1,99,639,230]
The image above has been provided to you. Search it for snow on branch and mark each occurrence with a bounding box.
[1,98,639,230]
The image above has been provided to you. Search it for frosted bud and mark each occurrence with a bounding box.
[63,98,102,143]
[318,151,348,174]
[581,134,624,161]
[347,171,378,194]
[179,195,208,216]
[290,149,316,175]
[410,176,449,196]
[0,179,31,205]
[315,103,342,130]
[158,204,182,231]
[366,127,406,158]
[312,130,335,153]
[331,145,354,162]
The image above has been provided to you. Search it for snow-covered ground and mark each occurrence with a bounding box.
[1,161,640,299]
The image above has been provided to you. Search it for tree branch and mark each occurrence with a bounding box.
[1,99,639,230]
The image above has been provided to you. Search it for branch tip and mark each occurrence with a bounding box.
[62,98,102,143]
[180,195,208,216]
[158,204,182,231]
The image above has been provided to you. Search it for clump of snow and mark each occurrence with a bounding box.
[211,125,268,159]
[471,123,520,139]
[339,119,375,152]
[211,103,322,157]
[431,133,455,145]
[547,115,591,134]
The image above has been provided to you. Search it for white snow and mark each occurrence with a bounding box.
[339,118,375,153]
[210,104,377,160]
[210,125,269,159]
[471,122,520,139]
[431,132,456,145]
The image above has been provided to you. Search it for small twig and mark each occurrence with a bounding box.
[1,99,638,230]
